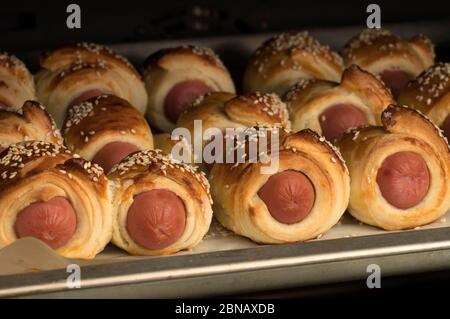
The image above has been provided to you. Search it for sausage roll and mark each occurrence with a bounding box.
[176,91,291,170]
[243,31,344,96]
[338,105,450,230]
[35,42,147,127]
[342,29,435,98]
[0,141,112,259]
[143,45,235,132]
[0,100,63,153]
[209,126,350,244]
[62,94,154,174]
[283,65,394,142]
[109,149,213,255]
[399,62,450,139]
[0,52,35,110]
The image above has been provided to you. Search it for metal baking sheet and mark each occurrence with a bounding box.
[0,19,449,298]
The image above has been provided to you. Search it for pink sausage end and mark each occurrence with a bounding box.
[441,114,450,140]
[68,89,107,108]
[92,142,140,174]
[126,189,186,250]
[376,151,430,209]
[319,103,368,142]
[164,80,212,123]
[258,170,315,224]
[14,197,77,249]
[378,69,413,99]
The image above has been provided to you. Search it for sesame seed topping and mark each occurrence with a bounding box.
[283,78,316,103]
[74,42,137,73]
[0,141,106,184]
[411,62,450,105]
[64,101,95,133]
[243,92,291,129]
[0,51,31,79]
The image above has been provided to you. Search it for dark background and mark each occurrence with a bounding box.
[1,0,449,51]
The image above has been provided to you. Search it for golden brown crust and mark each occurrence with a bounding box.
[209,126,350,244]
[283,65,394,133]
[223,92,291,127]
[0,100,63,149]
[179,91,291,130]
[41,42,140,77]
[338,104,450,230]
[62,94,153,160]
[143,45,235,132]
[398,63,450,127]
[109,149,213,255]
[243,31,344,95]
[36,42,147,127]
[0,141,112,258]
[381,104,450,155]
[0,52,36,110]
[0,141,107,195]
[342,29,435,77]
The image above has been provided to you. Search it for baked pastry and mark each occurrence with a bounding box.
[143,45,235,132]
[398,62,450,139]
[209,126,350,244]
[176,91,291,170]
[35,42,147,127]
[243,31,344,96]
[283,65,394,142]
[0,141,112,259]
[0,52,36,110]
[62,94,153,173]
[342,29,435,98]
[0,100,63,153]
[109,149,213,255]
[338,105,450,230]
[153,133,192,164]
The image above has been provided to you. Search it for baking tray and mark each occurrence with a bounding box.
[0,19,449,298]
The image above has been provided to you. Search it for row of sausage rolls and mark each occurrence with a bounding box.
[33,43,235,134]
[244,29,434,98]
[1,103,448,258]
[0,29,448,258]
